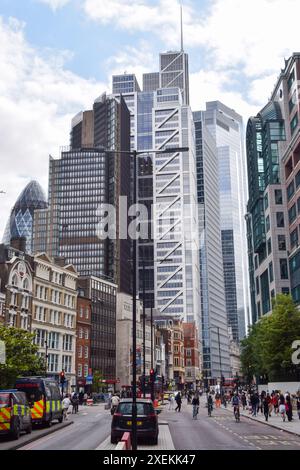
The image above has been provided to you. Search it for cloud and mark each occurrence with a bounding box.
[0,16,107,237]
[36,0,71,11]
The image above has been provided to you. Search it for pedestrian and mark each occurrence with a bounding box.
[175,392,182,412]
[266,393,272,416]
[192,394,200,420]
[263,397,269,421]
[296,394,300,420]
[169,393,175,411]
[215,392,221,408]
[62,394,71,421]
[71,392,79,414]
[286,395,293,422]
[279,394,286,422]
[241,393,247,410]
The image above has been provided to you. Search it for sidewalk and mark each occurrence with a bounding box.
[96,422,174,450]
[225,406,300,437]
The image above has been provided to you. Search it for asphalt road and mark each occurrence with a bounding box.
[18,404,112,450]
[164,398,300,450]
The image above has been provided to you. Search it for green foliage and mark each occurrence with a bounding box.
[92,370,103,392]
[241,295,300,382]
[0,326,44,389]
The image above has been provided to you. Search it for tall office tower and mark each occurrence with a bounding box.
[143,73,160,92]
[193,112,231,381]
[159,51,190,105]
[153,87,201,329]
[44,94,131,294]
[203,101,250,341]
[70,110,94,149]
[2,181,48,254]
[246,105,289,324]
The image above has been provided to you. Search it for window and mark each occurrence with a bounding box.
[48,332,59,350]
[62,355,72,373]
[257,302,261,318]
[78,346,83,358]
[287,182,294,202]
[282,287,290,295]
[84,364,89,377]
[290,228,298,248]
[278,235,286,251]
[48,354,59,373]
[256,276,260,295]
[84,329,89,340]
[84,346,88,359]
[79,328,83,339]
[79,307,84,318]
[289,204,297,224]
[86,308,89,319]
[267,238,272,255]
[290,113,298,135]
[297,198,300,214]
[276,212,285,227]
[78,364,82,377]
[296,170,300,189]
[280,259,289,280]
[63,335,73,352]
[269,262,274,283]
[275,189,283,204]
[266,215,270,233]
[289,91,296,113]
[264,193,269,210]
[288,69,295,91]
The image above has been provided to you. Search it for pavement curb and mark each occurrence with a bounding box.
[222,407,300,438]
[4,421,74,451]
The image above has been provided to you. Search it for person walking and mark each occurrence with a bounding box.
[71,392,79,414]
[286,395,293,422]
[279,394,286,422]
[175,392,182,412]
[207,394,213,417]
[215,392,221,409]
[296,394,300,420]
[241,393,247,410]
[62,394,71,421]
[263,397,269,421]
[169,393,175,411]
[192,394,200,420]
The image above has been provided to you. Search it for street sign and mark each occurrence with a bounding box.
[85,375,93,385]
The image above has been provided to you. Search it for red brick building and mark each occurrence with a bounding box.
[76,290,91,391]
[183,323,201,389]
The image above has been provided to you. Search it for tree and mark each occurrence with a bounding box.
[0,326,44,389]
[92,370,103,393]
[241,295,300,382]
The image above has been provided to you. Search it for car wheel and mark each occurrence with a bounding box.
[12,419,21,440]
[26,423,32,434]
[46,414,52,427]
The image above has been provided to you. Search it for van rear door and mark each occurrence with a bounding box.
[0,393,11,432]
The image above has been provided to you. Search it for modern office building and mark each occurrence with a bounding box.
[246,91,290,323]
[193,111,231,381]
[159,50,190,105]
[153,87,201,328]
[79,276,117,381]
[203,101,250,341]
[2,181,48,254]
[42,93,131,294]
[32,253,78,391]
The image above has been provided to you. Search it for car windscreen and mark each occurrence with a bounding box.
[118,403,154,416]
[0,394,10,408]
[16,387,43,405]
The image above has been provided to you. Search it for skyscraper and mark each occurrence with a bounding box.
[153,87,200,328]
[2,181,48,254]
[203,101,250,341]
[43,93,131,294]
[193,111,231,380]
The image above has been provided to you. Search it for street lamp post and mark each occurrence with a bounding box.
[103,145,189,451]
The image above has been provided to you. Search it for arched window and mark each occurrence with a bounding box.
[23,278,29,291]
[12,274,19,287]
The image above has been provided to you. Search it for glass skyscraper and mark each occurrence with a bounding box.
[3,181,48,254]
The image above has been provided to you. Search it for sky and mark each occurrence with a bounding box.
[0,0,300,237]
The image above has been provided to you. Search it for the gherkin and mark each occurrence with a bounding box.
[2,180,47,254]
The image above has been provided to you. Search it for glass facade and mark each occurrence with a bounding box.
[2,181,48,254]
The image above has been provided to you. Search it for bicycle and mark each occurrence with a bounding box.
[234,405,240,422]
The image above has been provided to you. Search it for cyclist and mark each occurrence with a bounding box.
[207,394,213,417]
[232,392,240,422]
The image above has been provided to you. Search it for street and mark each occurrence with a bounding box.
[11,399,300,450]
[164,398,300,450]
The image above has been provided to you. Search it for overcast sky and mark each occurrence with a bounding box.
[0,0,299,237]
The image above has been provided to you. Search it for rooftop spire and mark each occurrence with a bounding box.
[180,4,184,52]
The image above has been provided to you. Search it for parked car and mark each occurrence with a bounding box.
[111,399,159,445]
[0,389,32,440]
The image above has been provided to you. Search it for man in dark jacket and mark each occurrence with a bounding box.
[175,392,182,412]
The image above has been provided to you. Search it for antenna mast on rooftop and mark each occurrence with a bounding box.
[180,3,184,52]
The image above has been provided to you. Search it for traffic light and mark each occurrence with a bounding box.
[150,368,155,383]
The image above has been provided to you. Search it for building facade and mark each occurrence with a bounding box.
[0,239,33,330]
[3,181,48,254]
[193,112,231,382]
[204,101,250,341]
[79,276,117,381]
[172,317,185,387]
[76,289,92,391]
[31,253,78,391]
[154,316,174,384]
[116,292,153,389]
[183,322,201,389]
